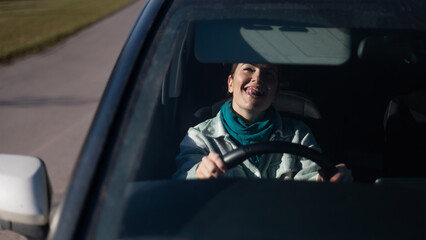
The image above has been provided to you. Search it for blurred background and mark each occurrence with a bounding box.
[0,0,146,238]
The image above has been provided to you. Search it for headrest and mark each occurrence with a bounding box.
[384,90,426,130]
[357,35,418,65]
[273,91,321,119]
[194,90,321,121]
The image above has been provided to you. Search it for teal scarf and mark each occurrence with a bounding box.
[220,100,281,166]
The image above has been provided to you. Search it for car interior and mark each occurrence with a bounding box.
[131,19,426,184]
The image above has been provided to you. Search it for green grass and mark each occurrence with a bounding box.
[0,0,137,63]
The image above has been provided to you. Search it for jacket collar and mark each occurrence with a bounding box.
[202,112,228,138]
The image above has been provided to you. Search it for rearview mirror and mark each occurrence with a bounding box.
[0,154,51,240]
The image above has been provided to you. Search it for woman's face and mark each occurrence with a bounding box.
[228,63,278,121]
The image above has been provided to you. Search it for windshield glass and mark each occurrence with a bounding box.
[87,1,426,239]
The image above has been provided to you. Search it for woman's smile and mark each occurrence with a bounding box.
[244,86,265,98]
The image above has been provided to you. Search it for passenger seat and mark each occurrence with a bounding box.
[383,90,426,177]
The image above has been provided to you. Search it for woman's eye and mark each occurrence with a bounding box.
[244,68,254,72]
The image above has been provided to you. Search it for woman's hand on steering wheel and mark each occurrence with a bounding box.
[196,142,353,182]
[318,163,353,182]
[195,152,227,179]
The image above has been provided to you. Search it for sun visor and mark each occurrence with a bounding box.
[195,20,350,65]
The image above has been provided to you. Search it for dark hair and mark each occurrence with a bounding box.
[229,63,278,79]
[230,63,239,78]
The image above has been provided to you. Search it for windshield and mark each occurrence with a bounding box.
[84,1,426,239]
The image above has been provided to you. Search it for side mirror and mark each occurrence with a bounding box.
[0,154,51,240]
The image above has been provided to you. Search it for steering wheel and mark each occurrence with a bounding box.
[222,141,338,181]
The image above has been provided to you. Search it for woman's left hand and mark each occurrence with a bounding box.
[318,163,353,182]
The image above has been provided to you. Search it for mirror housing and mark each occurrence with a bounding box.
[0,154,51,240]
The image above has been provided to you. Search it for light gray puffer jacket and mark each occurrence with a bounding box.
[173,112,321,181]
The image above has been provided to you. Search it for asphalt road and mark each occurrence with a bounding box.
[0,1,147,238]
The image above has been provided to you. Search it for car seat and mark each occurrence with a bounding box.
[383,90,426,177]
[194,90,321,120]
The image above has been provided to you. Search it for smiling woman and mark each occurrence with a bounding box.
[0,0,136,63]
[173,62,352,182]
